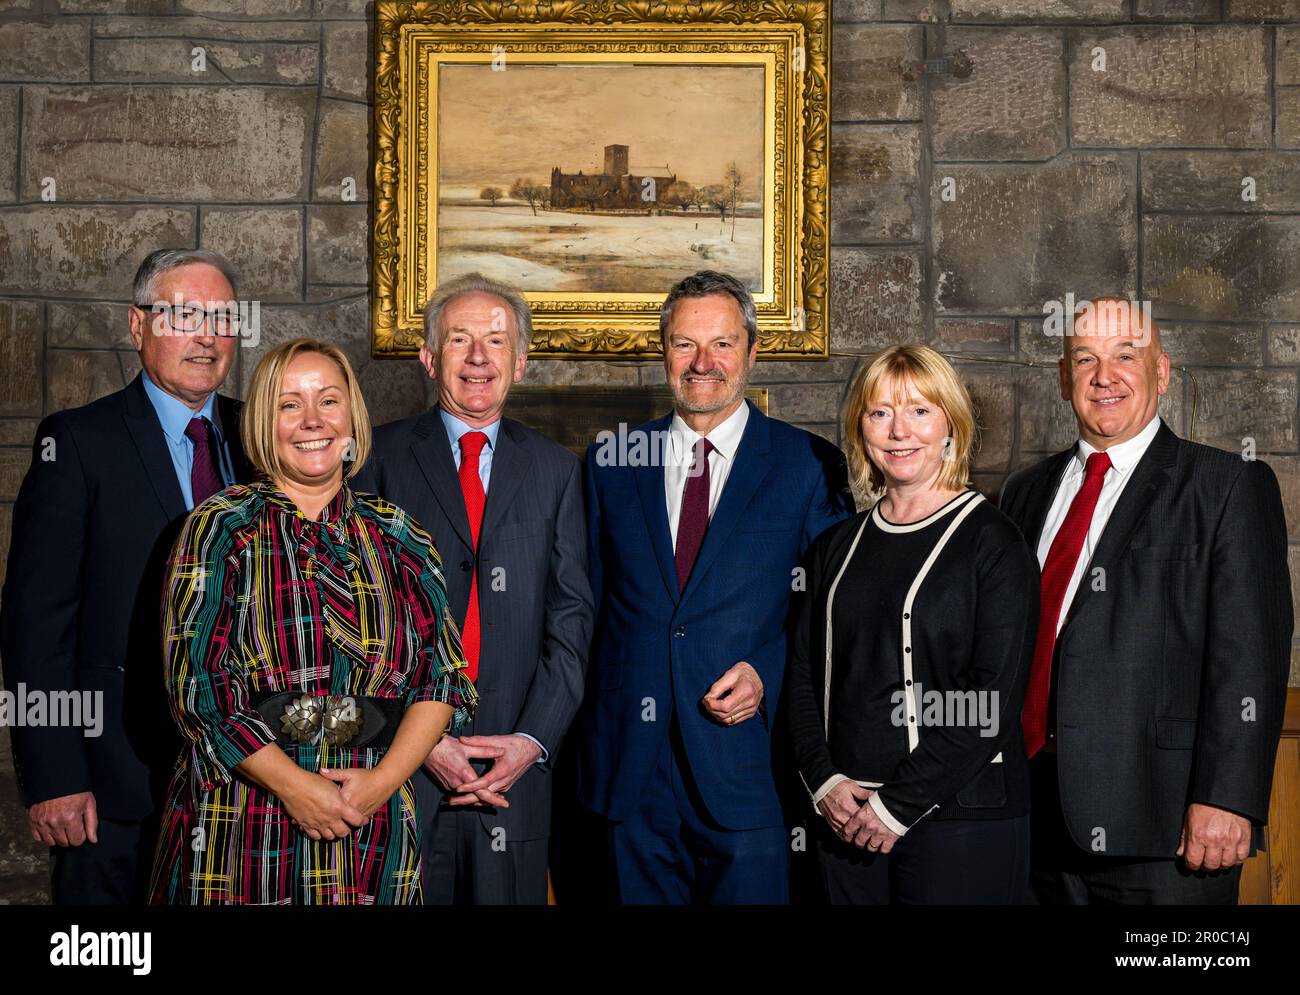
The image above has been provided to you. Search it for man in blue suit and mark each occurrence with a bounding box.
[580,270,852,903]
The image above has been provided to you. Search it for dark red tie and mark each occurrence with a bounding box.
[184,416,224,506]
[1023,450,1113,757]
[675,437,714,591]
[458,431,489,682]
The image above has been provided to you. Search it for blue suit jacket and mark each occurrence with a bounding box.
[579,401,852,830]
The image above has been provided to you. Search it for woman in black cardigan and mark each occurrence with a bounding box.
[786,344,1039,904]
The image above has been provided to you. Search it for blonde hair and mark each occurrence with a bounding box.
[242,338,371,482]
[842,344,976,498]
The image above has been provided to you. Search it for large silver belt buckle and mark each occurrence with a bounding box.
[279,694,364,746]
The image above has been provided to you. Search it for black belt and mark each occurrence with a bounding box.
[251,691,403,751]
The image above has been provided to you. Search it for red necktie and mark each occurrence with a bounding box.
[184,416,224,506]
[458,431,489,682]
[1022,450,1113,758]
[675,437,714,591]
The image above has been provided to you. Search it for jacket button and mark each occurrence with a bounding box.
[903,612,910,620]
[674,626,685,638]
[905,679,912,686]
[904,646,911,653]
[461,560,472,572]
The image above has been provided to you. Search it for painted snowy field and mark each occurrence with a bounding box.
[436,202,763,293]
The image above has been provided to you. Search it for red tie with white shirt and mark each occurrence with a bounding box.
[1022,450,1112,758]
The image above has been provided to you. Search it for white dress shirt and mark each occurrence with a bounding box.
[1035,414,1162,636]
[664,400,750,549]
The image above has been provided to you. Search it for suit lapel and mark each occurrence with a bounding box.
[121,373,186,521]
[410,409,474,552]
[1060,421,1178,631]
[632,414,679,603]
[1020,448,1076,549]
[482,418,533,538]
[215,393,253,484]
[680,403,773,605]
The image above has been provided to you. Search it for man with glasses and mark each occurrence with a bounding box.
[0,249,253,903]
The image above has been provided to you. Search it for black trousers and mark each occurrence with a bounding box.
[50,815,155,905]
[1028,753,1241,905]
[813,812,1029,905]
[415,771,550,905]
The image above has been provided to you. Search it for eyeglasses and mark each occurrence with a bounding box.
[136,302,243,335]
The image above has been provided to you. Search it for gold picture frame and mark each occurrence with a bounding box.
[372,0,830,359]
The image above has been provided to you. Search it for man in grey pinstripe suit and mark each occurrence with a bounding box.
[354,273,593,904]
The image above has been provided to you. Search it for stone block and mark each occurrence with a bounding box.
[1187,369,1297,453]
[94,18,319,41]
[47,302,133,349]
[932,154,1137,314]
[829,248,925,353]
[1144,215,1300,322]
[1269,327,1300,365]
[0,20,89,83]
[200,207,303,303]
[950,0,1126,19]
[1280,28,1300,86]
[1159,324,1264,366]
[1226,1,1300,19]
[306,205,368,286]
[933,319,1012,356]
[313,100,369,202]
[831,24,923,122]
[0,206,195,298]
[764,382,846,425]
[323,22,368,101]
[0,420,38,446]
[928,27,1065,162]
[1143,152,1300,213]
[1069,27,1269,148]
[830,124,921,243]
[94,38,318,85]
[1279,90,1300,150]
[962,369,1014,471]
[45,349,139,413]
[1135,0,1219,18]
[177,0,311,16]
[1019,367,1078,453]
[0,301,43,416]
[22,86,315,202]
[1266,455,1300,540]
[0,88,16,202]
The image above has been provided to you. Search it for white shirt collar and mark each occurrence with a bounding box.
[669,400,750,465]
[1073,414,1162,476]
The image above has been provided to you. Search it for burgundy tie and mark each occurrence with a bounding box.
[184,416,224,506]
[675,437,714,591]
[1022,450,1113,757]
[458,431,489,683]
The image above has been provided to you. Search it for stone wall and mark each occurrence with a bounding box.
[3,1,1300,899]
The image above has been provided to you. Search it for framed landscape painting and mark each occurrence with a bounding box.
[372,0,830,359]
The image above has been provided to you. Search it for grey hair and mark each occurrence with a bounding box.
[423,273,533,356]
[132,249,240,305]
[659,270,758,352]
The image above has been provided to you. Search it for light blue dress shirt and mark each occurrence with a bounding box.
[141,370,234,511]
[439,408,547,764]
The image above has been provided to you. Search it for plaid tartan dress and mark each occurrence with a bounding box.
[149,476,475,905]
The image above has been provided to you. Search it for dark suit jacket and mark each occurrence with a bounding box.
[999,420,1293,858]
[353,409,593,842]
[0,373,251,822]
[580,401,853,830]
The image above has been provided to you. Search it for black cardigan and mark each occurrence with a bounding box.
[785,491,1040,831]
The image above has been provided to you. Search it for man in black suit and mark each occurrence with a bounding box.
[1000,297,1292,904]
[1,249,253,904]
[354,273,592,904]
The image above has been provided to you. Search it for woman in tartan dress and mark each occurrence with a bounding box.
[150,338,475,904]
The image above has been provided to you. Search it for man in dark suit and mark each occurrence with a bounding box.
[354,273,592,905]
[581,270,852,904]
[1000,297,1292,904]
[1,248,253,904]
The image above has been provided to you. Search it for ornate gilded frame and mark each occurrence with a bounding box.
[372,0,830,359]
